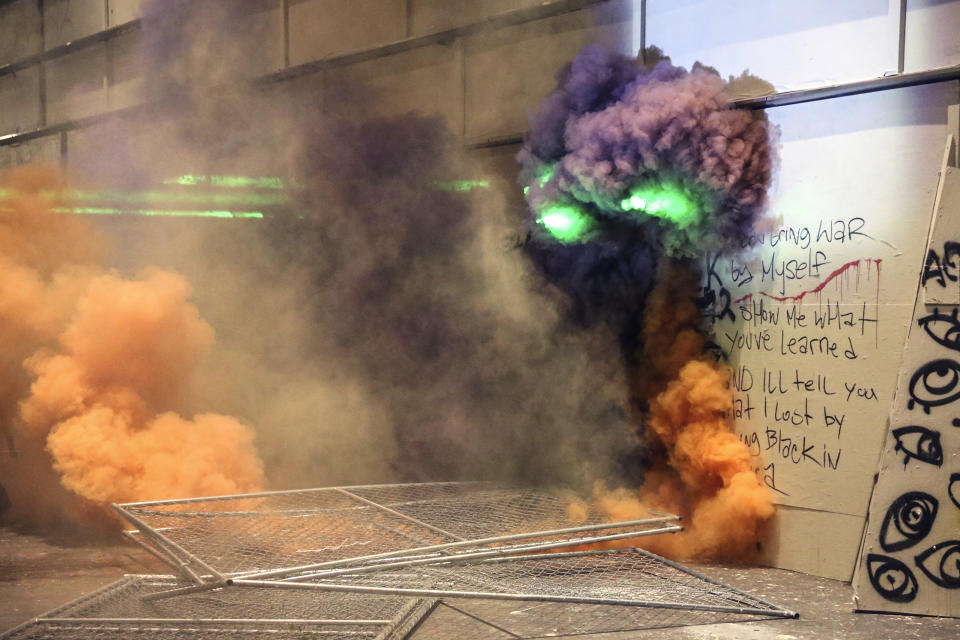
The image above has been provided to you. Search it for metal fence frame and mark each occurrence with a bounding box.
[113,482,684,598]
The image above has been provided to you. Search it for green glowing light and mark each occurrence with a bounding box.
[164,175,285,189]
[524,165,555,198]
[536,203,594,243]
[49,207,264,219]
[619,183,700,227]
[0,187,284,207]
[433,180,491,192]
[96,189,283,206]
[537,165,555,187]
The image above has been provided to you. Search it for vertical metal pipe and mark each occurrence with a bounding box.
[282,0,290,69]
[38,0,46,127]
[59,130,67,171]
[640,0,646,56]
[898,0,907,74]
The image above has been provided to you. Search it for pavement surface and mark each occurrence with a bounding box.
[1,525,957,639]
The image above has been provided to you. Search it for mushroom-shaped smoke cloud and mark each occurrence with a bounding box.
[518,47,778,561]
[518,46,775,333]
[520,46,774,253]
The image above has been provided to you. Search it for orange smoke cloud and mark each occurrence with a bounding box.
[0,166,263,531]
[20,269,264,504]
[639,358,774,560]
[610,258,774,561]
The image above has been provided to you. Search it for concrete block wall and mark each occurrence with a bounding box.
[0,65,40,133]
[288,0,407,64]
[0,0,42,65]
[3,1,960,169]
[464,2,631,140]
[44,0,106,47]
[0,0,633,172]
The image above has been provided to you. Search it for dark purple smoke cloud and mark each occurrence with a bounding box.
[517,46,776,355]
[519,45,776,256]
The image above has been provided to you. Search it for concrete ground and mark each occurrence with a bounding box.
[1,525,956,639]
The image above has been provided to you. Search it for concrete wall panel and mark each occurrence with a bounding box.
[0,135,60,170]
[407,0,543,37]
[643,0,900,92]
[263,71,324,120]
[324,43,463,131]
[44,0,106,48]
[0,0,43,65]
[463,0,631,141]
[45,44,107,124]
[108,0,148,26]
[107,28,143,110]
[288,0,406,66]
[904,0,960,72]
[0,67,42,135]
[229,0,286,78]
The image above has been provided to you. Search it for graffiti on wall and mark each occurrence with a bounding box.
[703,213,888,514]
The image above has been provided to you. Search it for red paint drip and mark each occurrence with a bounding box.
[734,259,883,304]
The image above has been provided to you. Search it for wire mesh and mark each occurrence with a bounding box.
[441,598,777,637]
[45,575,412,621]
[113,483,679,581]
[404,602,512,639]
[1,575,434,640]
[238,549,797,618]
[2,620,383,639]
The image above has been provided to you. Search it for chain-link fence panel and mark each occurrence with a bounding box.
[1,575,433,640]
[236,549,797,619]
[114,483,680,583]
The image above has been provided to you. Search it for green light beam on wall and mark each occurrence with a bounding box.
[164,175,286,189]
[48,207,264,219]
[433,180,491,192]
[619,182,700,227]
[0,187,285,207]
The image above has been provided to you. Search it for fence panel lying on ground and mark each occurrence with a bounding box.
[0,575,433,640]
[113,482,682,584]
[233,549,798,618]
[2,483,800,639]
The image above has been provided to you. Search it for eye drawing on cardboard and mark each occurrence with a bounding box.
[867,554,919,603]
[907,359,960,414]
[879,492,939,552]
[914,541,960,589]
[918,308,960,352]
[891,426,943,468]
[949,473,960,510]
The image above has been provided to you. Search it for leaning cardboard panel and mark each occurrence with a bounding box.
[853,130,960,618]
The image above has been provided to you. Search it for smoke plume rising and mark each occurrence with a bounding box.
[0,167,263,532]
[2,2,646,533]
[3,0,776,566]
[519,46,778,560]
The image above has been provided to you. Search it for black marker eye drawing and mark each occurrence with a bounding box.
[949,473,960,511]
[879,492,939,552]
[892,426,943,468]
[914,541,960,589]
[908,359,960,413]
[918,307,960,351]
[867,554,919,602]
